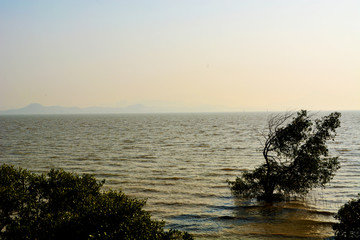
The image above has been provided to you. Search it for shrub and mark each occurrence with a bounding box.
[0,164,192,240]
[333,194,360,240]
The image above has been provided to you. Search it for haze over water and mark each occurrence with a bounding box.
[1,112,359,239]
[1,1,359,112]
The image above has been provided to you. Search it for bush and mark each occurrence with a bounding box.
[333,194,360,240]
[0,164,192,240]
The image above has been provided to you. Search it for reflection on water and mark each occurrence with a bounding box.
[0,112,359,239]
[222,200,335,239]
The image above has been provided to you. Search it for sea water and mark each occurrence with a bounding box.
[1,112,359,239]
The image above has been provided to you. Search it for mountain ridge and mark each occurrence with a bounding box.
[0,103,227,115]
[0,103,159,115]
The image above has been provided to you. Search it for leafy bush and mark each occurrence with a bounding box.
[229,110,341,202]
[0,164,192,240]
[333,194,360,240]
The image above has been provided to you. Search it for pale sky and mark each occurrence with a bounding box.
[1,0,359,111]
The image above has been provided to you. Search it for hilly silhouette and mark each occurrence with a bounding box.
[0,103,154,115]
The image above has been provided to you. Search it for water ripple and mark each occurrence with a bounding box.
[1,112,359,239]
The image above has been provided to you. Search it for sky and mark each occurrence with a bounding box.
[1,0,359,112]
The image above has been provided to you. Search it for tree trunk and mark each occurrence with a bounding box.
[263,184,275,202]
[263,142,274,201]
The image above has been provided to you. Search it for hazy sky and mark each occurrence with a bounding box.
[1,0,359,111]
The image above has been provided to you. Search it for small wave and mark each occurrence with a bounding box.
[276,206,336,217]
[153,201,210,208]
[208,185,229,189]
[122,146,135,149]
[116,158,131,161]
[210,205,239,212]
[223,147,233,150]
[153,201,188,207]
[134,154,157,159]
[96,172,121,178]
[192,143,210,148]
[217,215,237,220]
[163,144,175,147]
[206,172,223,177]
[172,214,213,220]
[336,148,351,152]
[154,176,189,181]
[133,187,162,193]
[73,157,88,161]
[192,192,219,198]
[220,167,238,171]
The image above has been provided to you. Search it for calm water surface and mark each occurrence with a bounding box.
[1,112,359,239]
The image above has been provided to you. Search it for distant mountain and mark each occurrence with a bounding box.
[0,102,235,115]
[0,103,157,115]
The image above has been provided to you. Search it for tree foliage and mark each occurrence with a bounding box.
[333,194,360,240]
[229,110,341,202]
[0,164,192,240]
